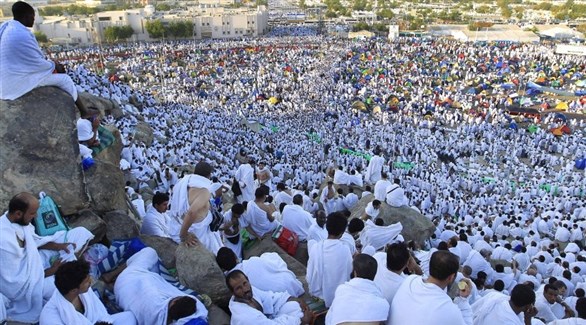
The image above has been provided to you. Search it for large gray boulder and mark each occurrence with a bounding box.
[78,92,123,118]
[350,195,435,247]
[102,210,139,241]
[66,209,107,244]
[176,244,231,307]
[85,160,127,214]
[139,235,178,269]
[207,304,231,325]
[134,121,154,146]
[0,87,89,215]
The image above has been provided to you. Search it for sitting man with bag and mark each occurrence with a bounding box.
[0,192,94,324]
[168,161,224,255]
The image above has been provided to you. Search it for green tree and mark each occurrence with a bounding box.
[167,21,193,38]
[299,0,306,9]
[353,22,370,31]
[377,8,394,19]
[155,3,171,11]
[145,19,166,38]
[373,23,387,32]
[104,25,134,42]
[34,31,48,43]
[476,5,491,14]
[325,10,338,18]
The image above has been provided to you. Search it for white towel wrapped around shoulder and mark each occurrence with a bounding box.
[358,219,403,251]
[168,174,213,219]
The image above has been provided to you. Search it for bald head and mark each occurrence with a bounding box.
[8,192,39,226]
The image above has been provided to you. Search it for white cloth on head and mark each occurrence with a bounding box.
[115,247,208,325]
[359,219,403,251]
[229,286,303,325]
[307,239,353,307]
[231,252,304,297]
[40,289,137,325]
[0,213,44,323]
[326,277,389,325]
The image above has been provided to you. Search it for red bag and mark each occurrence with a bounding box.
[272,225,299,256]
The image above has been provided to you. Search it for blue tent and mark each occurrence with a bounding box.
[554,113,567,122]
[526,88,542,96]
[576,158,586,170]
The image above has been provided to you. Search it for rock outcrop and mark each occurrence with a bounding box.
[66,209,107,244]
[85,160,127,214]
[0,87,88,215]
[139,235,178,269]
[350,195,435,246]
[176,244,231,307]
[133,121,154,146]
[102,210,140,241]
[243,237,306,277]
[78,92,123,118]
[207,305,231,325]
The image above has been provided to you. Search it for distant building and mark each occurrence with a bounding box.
[34,5,268,44]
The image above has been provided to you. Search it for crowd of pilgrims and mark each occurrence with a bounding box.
[40,26,586,324]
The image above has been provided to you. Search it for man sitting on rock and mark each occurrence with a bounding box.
[168,161,224,255]
[385,178,409,208]
[0,1,87,114]
[0,192,94,324]
[216,247,304,297]
[114,247,208,324]
[40,260,137,325]
[227,269,312,325]
[141,192,171,238]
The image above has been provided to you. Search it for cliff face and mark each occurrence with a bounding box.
[0,86,126,215]
[0,87,88,214]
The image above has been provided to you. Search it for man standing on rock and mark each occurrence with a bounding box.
[169,161,224,255]
[0,192,94,324]
[0,1,87,114]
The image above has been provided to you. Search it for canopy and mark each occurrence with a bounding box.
[555,102,569,110]
[352,101,367,111]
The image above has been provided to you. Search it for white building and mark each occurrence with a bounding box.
[34,5,268,44]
